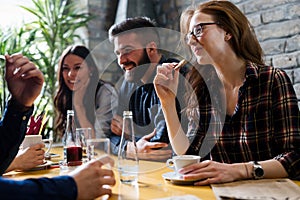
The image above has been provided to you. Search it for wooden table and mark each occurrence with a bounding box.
[3,147,215,199]
[3,147,300,200]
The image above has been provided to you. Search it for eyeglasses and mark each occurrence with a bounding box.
[185,22,219,42]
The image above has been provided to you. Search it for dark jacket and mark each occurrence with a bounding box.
[0,101,77,199]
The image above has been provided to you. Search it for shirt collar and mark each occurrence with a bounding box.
[245,61,259,80]
[145,55,166,83]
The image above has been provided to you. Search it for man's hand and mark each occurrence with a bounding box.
[70,155,116,200]
[111,114,123,136]
[5,54,44,107]
[127,130,173,161]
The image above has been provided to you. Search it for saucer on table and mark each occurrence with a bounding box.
[162,171,200,185]
[25,160,53,171]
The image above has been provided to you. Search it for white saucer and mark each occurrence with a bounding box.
[162,171,199,185]
[26,160,53,171]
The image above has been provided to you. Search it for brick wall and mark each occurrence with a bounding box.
[231,0,300,104]
[85,0,300,103]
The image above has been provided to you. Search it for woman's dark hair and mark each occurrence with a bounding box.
[54,45,99,138]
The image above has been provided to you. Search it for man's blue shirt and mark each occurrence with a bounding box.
[109,56,188,155]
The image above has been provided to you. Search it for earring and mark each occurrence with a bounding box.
[90,72,93,77]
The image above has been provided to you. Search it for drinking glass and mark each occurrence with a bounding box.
[86,138,111,197]
[76,128,92,163]
[86,138,110,166]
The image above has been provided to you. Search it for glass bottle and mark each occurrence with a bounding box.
[118,111,139,184]
[63,110,82,166]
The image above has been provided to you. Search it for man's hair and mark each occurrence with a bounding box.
[108,16,160,47]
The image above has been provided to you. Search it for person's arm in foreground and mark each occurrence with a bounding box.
[0,54,44,175]
[0,156,116,199]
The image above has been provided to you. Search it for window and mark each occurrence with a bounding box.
[0,0,35,29]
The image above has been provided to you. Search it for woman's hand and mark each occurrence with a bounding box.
[154,63,180,106]
[179,160,246,185]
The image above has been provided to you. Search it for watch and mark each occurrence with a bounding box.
[251,161,264,179]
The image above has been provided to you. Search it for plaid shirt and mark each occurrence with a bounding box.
[186,62,300,179]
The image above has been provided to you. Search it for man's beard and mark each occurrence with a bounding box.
[124,49,151,83]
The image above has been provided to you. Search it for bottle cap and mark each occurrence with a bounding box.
[67,110,74,115]
[123,111,132,116]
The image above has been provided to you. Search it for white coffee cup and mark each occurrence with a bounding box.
[166,155,201,174]
[21,135,53,154]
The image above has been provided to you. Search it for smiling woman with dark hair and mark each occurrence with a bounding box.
[54,45,118,139]
[0,53,115,199]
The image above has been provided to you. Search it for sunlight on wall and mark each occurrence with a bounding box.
[0,0,35,29]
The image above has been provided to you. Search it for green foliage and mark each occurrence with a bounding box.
[0,0,93,140]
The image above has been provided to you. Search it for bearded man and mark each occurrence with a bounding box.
[108,17,188,161]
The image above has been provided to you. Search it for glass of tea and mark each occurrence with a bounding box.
[76,128,92,163]
[66,129,83,166]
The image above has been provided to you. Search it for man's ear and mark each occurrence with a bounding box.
[146,41,158,55]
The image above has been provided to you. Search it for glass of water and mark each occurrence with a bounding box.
[118,111,139,185]
[86,138,111,167]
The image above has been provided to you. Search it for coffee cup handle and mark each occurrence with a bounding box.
[42,139,53,154]
[166,159,175,170]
